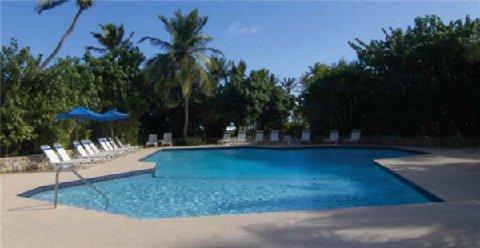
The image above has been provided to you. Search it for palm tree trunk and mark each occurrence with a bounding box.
[40,8,84,68]
[183,97,189,137]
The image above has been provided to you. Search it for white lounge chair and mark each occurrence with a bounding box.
[98,138,124,155]
[41,145,80,170]
[236,130,247,143]
[255,130,264,144]
[300,130,310,144]
[346,129,361,143]
[269,130,280,143]
[81,140,114,158]
[160,133,173,146]
[72,141,107,161]
[145,134,158,147]
[323,130,339,144]
[108,138,134,153]
[53,143,93,165]
[83,140,117,157]
[218,132,232,144]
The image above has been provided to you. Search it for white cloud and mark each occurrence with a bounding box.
[227,22,260,35]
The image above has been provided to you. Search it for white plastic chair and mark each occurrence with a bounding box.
[161,133,173,146]
[236,130,247,143]
[145,134,158,147]
[346,129,361,143]
[323,130,339,144]
[72,141,106,161]
[301,130,310,144]
[269,130,279,143]
[53,143,92,165]
[255,130,264,143]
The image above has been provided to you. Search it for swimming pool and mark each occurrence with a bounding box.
[28,147,441,219]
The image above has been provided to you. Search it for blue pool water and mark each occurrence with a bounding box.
[30,147,438,219]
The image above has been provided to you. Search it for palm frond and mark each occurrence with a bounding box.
[193,47,223,56]
[139,36,172,50]
[36,0,68,14]
[85,46,106,52]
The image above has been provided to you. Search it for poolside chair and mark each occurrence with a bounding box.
[104,138,127,154]
[218,132,232,144]
[269,130,280,143]
[72,140,103,159]
[300,130,311,144]
[72,141,112,162]
[41,145,80,170]
[145,134,159,147]
[98,138,124,155]
[108,137,134,153]
[346,129,361,143]
[83,140,117,157]
[323,130,339,144]
[160,133,173,146]
[255,130,264,144]
[81,140,110,158]
[236,130,247,143]
[53,143,93,165]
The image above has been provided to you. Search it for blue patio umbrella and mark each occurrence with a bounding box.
[55,106,103,140]
[97,109,129,122]
[55,106,103,122]
[98,109,130,136]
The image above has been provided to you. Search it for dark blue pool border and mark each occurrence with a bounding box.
[20,145,444,203]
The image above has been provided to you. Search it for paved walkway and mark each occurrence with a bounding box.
[1,146,479,247]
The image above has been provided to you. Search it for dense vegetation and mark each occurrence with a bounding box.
[301,15,480,137]
[1,12,479,157]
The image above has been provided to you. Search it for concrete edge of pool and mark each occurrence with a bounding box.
[18,145,444,218]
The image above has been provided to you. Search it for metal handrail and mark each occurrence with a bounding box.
[53,166,110,209]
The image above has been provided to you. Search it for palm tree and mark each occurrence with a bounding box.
[36,0,95,68]
[86,23,134,53]
[141,9,222,137]
[281,78,298,95]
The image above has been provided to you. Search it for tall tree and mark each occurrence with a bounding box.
[281,77,298,96]
[86,23,134,53]
[36,0,95,68]
[141,9,221,137]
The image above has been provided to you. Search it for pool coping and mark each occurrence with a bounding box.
[18,145,443,212]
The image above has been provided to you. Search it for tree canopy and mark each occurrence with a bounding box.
[1,13,479,156]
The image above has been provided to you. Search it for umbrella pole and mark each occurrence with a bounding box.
[110,121,114,137]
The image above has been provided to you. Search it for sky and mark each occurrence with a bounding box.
[1,1,479,79]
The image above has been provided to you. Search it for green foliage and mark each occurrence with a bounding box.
[4,13,479,157]
[84,45,148,143]
[1,37,147,157]
[141,9,221,137]
[302,15,480,136]
[1,39,101,156]
[86,23,134,53]
[222,66,294,131]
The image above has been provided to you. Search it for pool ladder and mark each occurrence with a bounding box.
[53,166,110,209]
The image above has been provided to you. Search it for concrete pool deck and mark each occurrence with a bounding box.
[1,146,479,247]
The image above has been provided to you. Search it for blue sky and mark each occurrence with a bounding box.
[1,1,478,78]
